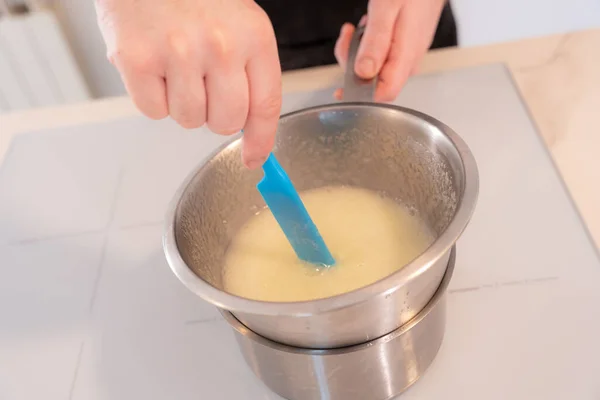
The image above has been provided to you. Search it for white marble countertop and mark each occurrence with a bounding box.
[1,28,599,248]
[2,63,599,400]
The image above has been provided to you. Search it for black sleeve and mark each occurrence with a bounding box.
[256,0,457,71]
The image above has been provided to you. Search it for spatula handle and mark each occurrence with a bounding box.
[342,24,376,102]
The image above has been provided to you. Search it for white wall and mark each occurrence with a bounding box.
[452,0,600,46]
[52,0,600,99]
[52,0,124,98]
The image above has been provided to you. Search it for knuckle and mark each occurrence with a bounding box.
[252,95,281,119]
[167,30,193,64]
[204,27,235,62]
[110,44,159,73]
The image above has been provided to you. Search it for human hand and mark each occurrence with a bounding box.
[95,0,282,169]
[334,0,446,102]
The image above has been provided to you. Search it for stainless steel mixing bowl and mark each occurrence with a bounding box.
[163,27,478,349]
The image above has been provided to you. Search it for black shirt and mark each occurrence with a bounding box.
[255,0,457,71]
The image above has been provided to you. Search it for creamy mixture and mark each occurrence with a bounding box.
[223,186,434,302]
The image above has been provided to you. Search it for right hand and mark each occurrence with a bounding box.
[95,0,282,169]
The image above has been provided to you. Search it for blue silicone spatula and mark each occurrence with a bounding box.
[257,153,336,266]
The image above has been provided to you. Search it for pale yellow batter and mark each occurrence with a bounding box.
[223,186,434,302]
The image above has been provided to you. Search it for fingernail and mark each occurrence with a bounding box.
[245,156,267,170]
[359,15,368,27]
[357,58,376,78]
[340,23,351,35]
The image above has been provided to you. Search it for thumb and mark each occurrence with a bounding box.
[355,1,402,79]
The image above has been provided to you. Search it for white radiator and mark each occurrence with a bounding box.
[0,1,90,113]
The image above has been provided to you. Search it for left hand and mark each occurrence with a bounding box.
[334,0,447,102]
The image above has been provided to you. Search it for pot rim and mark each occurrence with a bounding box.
[163,102,478,317]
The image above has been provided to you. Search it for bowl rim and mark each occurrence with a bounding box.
[163,102,479,317]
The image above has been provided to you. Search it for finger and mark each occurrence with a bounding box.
[334,23,355,70]
[117,67,168,120]
[358,14,368,27]
[166,69,207,129]
[165,46,207,128]
[375,54,411,103]
[243,45,282,169]
[375,1,443,102]
[355,0,403,79]
[205,68,249,135]
[374,21,412,104]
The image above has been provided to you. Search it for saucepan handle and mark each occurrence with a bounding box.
[342,25,376,102]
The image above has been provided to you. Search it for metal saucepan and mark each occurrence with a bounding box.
[224,247,456,400]
[163,26,478,349]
